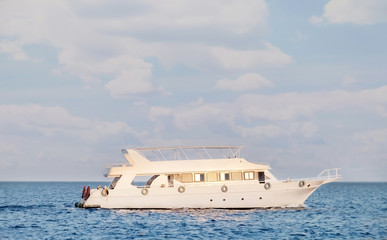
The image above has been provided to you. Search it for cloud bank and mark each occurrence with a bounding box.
[311,0,387,25]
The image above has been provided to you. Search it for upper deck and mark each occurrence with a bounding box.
[105,146,271,177]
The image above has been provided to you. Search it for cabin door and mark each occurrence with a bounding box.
[168,175,174,187]
[258,172,265,183]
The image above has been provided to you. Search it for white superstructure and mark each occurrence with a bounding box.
[76,146,341,209]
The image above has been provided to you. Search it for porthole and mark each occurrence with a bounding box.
[101,188,109,197]
[141,188,149,195]
[299,181,305,187]
[178,186,185,193]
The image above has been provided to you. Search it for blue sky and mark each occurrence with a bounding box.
[0,0,386,181]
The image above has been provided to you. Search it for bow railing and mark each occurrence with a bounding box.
[317,168,341,179]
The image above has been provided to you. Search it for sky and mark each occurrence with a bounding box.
[0,0,386,181]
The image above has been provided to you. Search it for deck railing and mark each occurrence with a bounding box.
[289,168,341,182]
[317,168,341,179]
[135,146,245,161]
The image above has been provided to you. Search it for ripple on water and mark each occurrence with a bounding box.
[0,182,386,239]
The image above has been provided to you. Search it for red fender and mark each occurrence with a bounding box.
[82,186,86,199]
[85,186,91,200]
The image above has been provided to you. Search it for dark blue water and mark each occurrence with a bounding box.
[0,182,386,239]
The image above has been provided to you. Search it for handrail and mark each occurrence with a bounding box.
[289,168,341,182]
[134,146,244,151]
[129,146,245,161]
[317,168,341,179]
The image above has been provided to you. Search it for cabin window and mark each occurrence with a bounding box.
[207,172,217,182]
[220,172,230,181]
[146,175,159,187]
[244,172,255,180]
[173,174,181,182]
[181,173,193,183]
[109,176,121,189]
[258,171,265,183]
[194,173,205,182]
[231,172,242,181]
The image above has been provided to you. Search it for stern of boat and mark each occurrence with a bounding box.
[75,185,102,208]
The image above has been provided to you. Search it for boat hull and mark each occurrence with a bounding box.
[82,179,336,209]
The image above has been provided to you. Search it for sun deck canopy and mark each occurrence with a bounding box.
[105,146,270,177]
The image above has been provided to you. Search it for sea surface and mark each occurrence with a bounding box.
[0,182,386,239]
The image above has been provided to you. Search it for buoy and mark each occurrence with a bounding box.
[221,185,228,193]
[264,182,271,190]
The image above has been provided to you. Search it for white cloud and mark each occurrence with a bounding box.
[0,104,149,180]
[216,73,274,91]
[299,122,319,138]
[211,43,292,70]
[238,86,387,121]
[234,125,282,138]
[149,107,172,122]
[0,40,29,61]
[0,140,17,154]
[0,104,137,142]
[149,86,387,138]
[105,68,155,98]
[173,103,234,130]
[311,0,387,25]
[76,0,268,34]
[232,122,319,138]
[353,128,387,144]
[0,0,285,97]
[342,75,357,87]
[147,42,291,72]
[352,128,387,156]
[309,16,324,25]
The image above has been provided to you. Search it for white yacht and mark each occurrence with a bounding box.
[75,146,340,209]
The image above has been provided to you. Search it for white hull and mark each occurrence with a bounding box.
[83,179,335,209]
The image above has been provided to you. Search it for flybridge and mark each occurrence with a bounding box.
[124,146,245,161]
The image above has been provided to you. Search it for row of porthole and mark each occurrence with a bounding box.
[102,181,310,197]
[263,181,309,190]
[209,197,263,202]
[139,185,229,196]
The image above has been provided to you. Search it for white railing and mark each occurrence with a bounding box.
[134,146,245,161]
[317,168,341,179]
[288,168,341,182]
